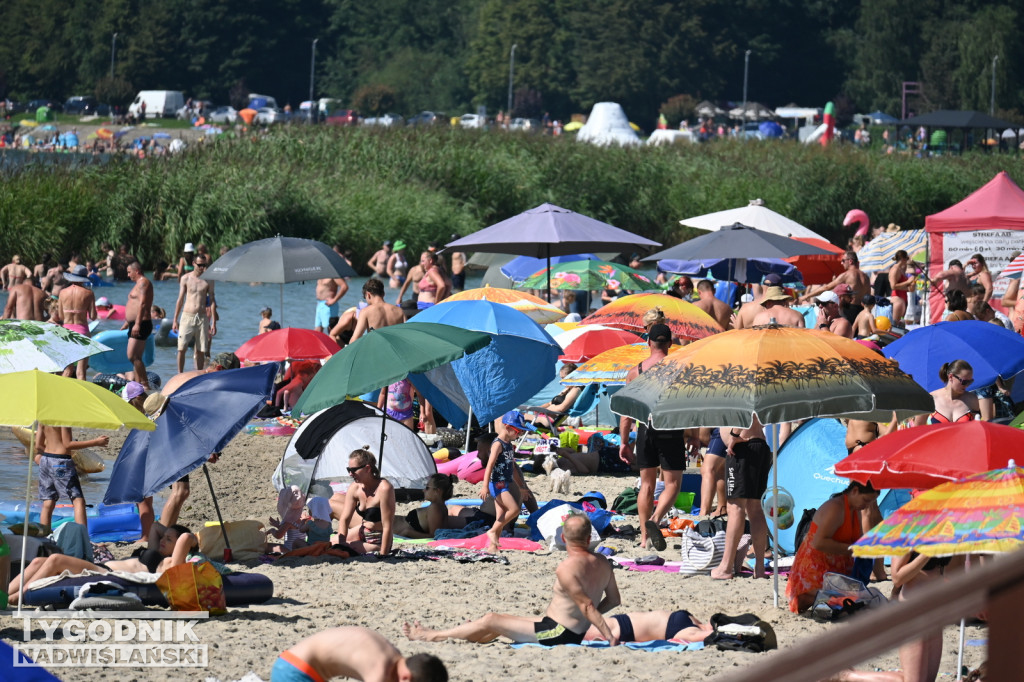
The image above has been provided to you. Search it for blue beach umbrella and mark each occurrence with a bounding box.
[758,121,784,138]
[883,321,1024,392]
[658,257,801,284]
[501,253,602,282]
[410,300,562,428]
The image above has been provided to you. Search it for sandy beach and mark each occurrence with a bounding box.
[1,426,988,681]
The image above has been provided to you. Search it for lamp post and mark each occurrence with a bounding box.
[507,43,517,120]
[309,38,318,124]
[110,32,118,80]
[990,54,998,115]
[741,49,751,125]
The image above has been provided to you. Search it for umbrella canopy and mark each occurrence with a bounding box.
[695,100,726,118]
[563,342,682,386]
[292,323,492,415]
[235,328,340,362]
[997,253,1024,280]
[609,324,933,429]
[442,286,566,324]
[866,111,899,125]
[548,323,620,350]
[785,238,846,286]
[759,121,784,138]
[729,102,775,120]
[679,201,828,241]
[517,259,661,293]
[558,327,640,363]
[409,300,561,428]
[500,253,603,282]
[203,235,357,284]
[856,229,928,275]
[835,421,1024,491]
[0,320,112,374]
[900,109,1019,130]
[582,292,724,341]
[851,463,1024,558]
[882,321,1024,391]
[647,223,836,263]
[657,257,801,284]
[0,370,157,430]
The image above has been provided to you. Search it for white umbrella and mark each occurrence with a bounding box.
[680,199,829,241]
[0,320,112,374]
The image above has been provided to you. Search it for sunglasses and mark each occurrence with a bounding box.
[195,263,208,269]
[952,375,973,387]
[346,464,367,475]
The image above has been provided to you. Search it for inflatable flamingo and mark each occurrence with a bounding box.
[844,209,870,237]
[820,101,835,147]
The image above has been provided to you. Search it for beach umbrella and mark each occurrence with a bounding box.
[646,223,836,264]
[996,252,1024,280]
[547,323,618,350]
[235,328,340,362]
[442,286,566,324]
[866,111,899,125]
[516,259,661,293]
[409,300,562,429]
[202,235,357,325]
[0,370,156,614]
[856,229,928,275]
[500,253,603,282]
[103,364,277,556]
[444,203,661,301]
[0,320,112,374]
[784,238,846,286]
[238,108,257,125]
[882,321,1024,392]
[835,421,1024,491]
[680,200,829,241]
[582,292,724,341]
[609,324,933,605]
[558,327,640,363]
[562,342,682,386]
[759,121,785,138]
[657,257,801,284]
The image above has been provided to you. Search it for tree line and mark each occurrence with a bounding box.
[1,0,1023,125]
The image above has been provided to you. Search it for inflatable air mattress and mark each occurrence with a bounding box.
[22,571,274,608]
[0,501,143,542]
[89,329,156,374]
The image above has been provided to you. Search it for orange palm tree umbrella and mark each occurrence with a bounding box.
[582,292,724,341]
[443,285,566,324]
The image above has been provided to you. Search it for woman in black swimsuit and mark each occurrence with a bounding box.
[337,448,396,555]
[392,474,454,539]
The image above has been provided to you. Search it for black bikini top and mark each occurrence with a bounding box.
[358,505,382,523]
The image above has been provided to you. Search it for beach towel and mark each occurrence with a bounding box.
[391,547,511,565]
[612,559,684,573]
[511,639,704,651]
[428,536,542,551]
[278,541,354,560]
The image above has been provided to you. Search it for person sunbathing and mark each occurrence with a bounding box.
[584,609,713,643]
[527,363,582,429]
[8,522,197,605]
[337,448,396,555]
[393,474,456,539]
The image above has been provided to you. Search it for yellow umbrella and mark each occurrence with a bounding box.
[442,285,567,324]
[563,121,583,132]
[0,370,155,612]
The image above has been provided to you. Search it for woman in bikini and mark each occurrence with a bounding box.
[397,251,447,310]
[55,264,97,379]
[914,359,980,426]
[391,474,455,539]
[9,523,196,606]
[337,448,395,555]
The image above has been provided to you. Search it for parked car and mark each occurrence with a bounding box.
[325,109,359,126]
[363,113,404,127]
[407,111,444,126]
[64,96,100,115]
[255,107,286,125]
[2,99,26,115]
[208,106,238,124]
[26,98,62,113]
[458,113,487,129]
[176,100,214,121]
[509,117,542,132]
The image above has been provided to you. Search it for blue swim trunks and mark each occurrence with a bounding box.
[38,454,84,502]
[270,652,325,682]
[314,300,338,329]
[416,301,434,310]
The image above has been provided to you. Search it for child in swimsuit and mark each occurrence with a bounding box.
[481,411,536,553]
[298,497,334,545]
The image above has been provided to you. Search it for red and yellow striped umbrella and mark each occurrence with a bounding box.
[582,292,724,341]
[443,286,566,324]
[852,463,1024,558]
[562,342,682,386]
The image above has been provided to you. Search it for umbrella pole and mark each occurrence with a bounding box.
[464,405,473,453]
[202,464,232,562]
[771,423,780,608]
[957,618,965,681]
[16,421,37,615]
[379,385,389,470]
[280,284,285,328]
[546,246,552,304]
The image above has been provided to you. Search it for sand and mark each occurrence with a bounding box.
[2,430,987,681]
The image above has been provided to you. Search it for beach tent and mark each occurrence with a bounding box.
[271,401,436,495]
[924,171,1024,323]
[576,102,642,147]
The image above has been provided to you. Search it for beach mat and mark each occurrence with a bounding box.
[512,639,703,651]
[428,536,543,551]
[22,571,273,608]
[613,559,684,573]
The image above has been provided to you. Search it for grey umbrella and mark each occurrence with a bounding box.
[202,235,357,324]
[445,203,661,300]
[644,222,834,262]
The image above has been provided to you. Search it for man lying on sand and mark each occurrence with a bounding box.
[271,626,447,682]
[584,609,713,643]
[403,514,621,646]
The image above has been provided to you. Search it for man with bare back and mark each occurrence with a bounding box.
[348,278,405,343]
[3,281,46,320]
[1,255,32,289]
[751,287,805,327]
[172,255,217,372]
[802,251,871,302]
[692,279,732,330]
[122,262,154,390]
[315,276,349,334]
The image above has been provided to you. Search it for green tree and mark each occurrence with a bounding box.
[352,83,397,115]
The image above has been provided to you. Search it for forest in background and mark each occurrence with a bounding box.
[2,0,1024,126]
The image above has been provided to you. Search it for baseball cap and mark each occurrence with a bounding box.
[122,381,146,401]
[502,410,537,433]
[212,352,240,370]
[762,273,783,286]
[815,291,839,305]
[647,323,672,342]
[759,286,792,306]
[834,283,854,296]
[184,243,195,253]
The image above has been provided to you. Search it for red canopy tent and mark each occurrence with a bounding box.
[785,237,845,285]
[924,171,1024,322]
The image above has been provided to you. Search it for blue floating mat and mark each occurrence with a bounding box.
[90,329,155,374]
[512,640,703,651]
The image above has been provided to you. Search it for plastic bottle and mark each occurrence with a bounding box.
[0,531,10,610]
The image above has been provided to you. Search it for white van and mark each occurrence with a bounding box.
[128,90,185,119]
[247,93,280,110]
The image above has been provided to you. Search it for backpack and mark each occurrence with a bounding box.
[611,487,639,515]
[703,613,778,653]
[794,507,816,551]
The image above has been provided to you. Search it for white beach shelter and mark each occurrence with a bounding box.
[647,129,696,146]
[577,102,642,147]
[681,199,829,241]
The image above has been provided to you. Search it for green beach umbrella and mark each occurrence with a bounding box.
[515,259,660,293]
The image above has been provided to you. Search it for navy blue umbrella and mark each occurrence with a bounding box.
[758,121,784,138]
[657,257,801,284]
[104,364,277,536]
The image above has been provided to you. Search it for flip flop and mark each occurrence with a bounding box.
[644,521,666,551]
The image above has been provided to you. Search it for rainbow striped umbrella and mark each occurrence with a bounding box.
[582,292,724,341]
[852,462,1024,558]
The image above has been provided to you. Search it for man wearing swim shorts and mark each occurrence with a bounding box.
[711,416,770,580]
[122,261,154,390]
[315,276,348,334]
[172,255,217,372]
[403,515,620,646]
[272,626,447,682]
[585,609,713,643]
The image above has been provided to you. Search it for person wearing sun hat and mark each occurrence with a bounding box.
[480,410,536,553]
[54,264,97,379]
[752,286,804,327]
[736,272,784,328]
[386,239,409,289]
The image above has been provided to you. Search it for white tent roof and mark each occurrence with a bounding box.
[680,199,829,241]
[647,130,696,146]
[577,102,641,147]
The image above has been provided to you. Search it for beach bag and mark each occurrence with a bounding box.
[696,514,728,538]
[810,572,888,622]
[703,613,777,653]
[198,520,267,562]
[794,508,816,552]
[678,527,726,575]
[156,561,227,615]
[559,430,579,451]
[611,487,639,515]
